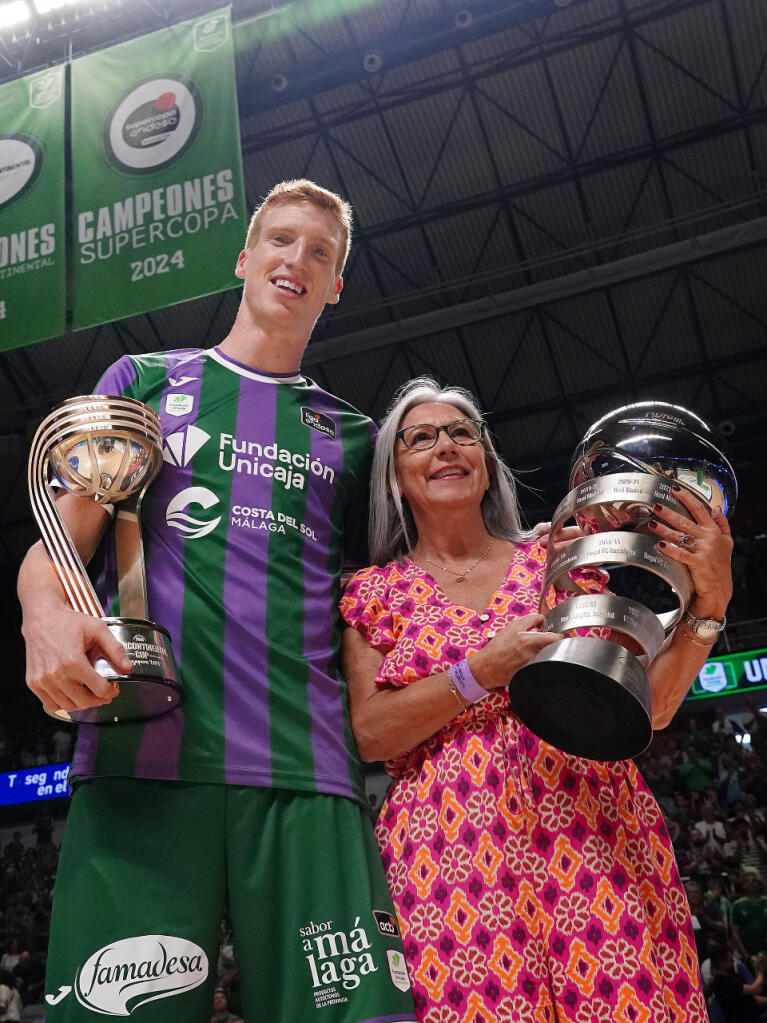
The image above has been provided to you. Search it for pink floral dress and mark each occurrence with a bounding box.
[340,541,706,1023]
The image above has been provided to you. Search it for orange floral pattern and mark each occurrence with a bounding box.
[341,543,707,1022]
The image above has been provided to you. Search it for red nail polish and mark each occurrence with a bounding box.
[653,504,663,513]
[671,484,681,493]
[649,519,658,528]
[657,540,667,549]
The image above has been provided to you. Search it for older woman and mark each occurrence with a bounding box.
[340,378,733,1023]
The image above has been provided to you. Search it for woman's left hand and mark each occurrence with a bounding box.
[647,484,733,616]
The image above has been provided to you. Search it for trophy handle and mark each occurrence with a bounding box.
[113,492,150,620]
[28,416,104,618]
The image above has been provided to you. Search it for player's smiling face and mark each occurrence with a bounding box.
[235,201,343,334]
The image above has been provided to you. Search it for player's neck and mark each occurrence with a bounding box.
[218,318,308,375]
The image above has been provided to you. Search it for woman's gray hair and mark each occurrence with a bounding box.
[370,376,537,565]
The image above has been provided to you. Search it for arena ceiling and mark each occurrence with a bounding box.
[1,0,766,663]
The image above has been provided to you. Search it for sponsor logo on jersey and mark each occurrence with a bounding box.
[219,432,336,491]
[44,934,208,1015]
[301,407,336,439]
[166,486,221,538]
[169,375,197,387]
[105,75,201,174]
[386,949,411,992]
[301,916,379,1004]
[163,425,210,467]
[165,393,194,417]
[372,910,400,938]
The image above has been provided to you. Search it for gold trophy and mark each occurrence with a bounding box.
[28,395,182,723]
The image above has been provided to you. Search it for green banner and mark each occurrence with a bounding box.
[688,647,767,701]
[0,67,66,352]
[70,9,246,330]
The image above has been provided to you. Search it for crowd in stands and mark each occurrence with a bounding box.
[637,706,767,1020]
[0,713,72,777]
[0,831,54,1019]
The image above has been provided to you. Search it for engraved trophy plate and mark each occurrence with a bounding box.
[28,395,183,724]
[508,401,737,761]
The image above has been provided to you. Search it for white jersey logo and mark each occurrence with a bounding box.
[166,487,221,539]
[169,375,197,387]
[163,425,210,467]
[48,934,209,1016]
[386,949,411,992]
[165,393,194,418]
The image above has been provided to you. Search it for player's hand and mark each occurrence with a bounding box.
[470,614,563,690]
[22,604,132,714]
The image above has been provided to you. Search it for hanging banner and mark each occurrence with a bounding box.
[70,9,246,330]
[0,67,66,352]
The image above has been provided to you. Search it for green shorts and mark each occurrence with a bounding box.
[44,779,416,1023]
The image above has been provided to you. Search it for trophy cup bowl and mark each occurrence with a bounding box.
[508,401,736,761]
[28,396,183,725]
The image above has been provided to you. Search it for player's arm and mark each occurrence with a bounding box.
[18,493,133,714]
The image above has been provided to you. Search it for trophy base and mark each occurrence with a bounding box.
[48,618,183,725]
[508,637,653,761]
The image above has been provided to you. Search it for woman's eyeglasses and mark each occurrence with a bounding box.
[396,419,485,451]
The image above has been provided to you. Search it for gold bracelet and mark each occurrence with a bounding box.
[449,677,468,713]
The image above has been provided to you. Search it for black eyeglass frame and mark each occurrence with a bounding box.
[395,418,486,450]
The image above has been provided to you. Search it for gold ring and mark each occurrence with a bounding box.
[679,533,696,551]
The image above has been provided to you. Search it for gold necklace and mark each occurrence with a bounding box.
[420,538,494,584]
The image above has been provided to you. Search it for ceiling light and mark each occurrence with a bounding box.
[32,0,89,14]
[0,0,31,29]
[362,49,383,73]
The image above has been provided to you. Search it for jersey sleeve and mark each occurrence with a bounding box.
[341,419,376,574]
[339,564,396,654]
[94,354,140,398]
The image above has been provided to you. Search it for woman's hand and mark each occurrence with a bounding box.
[470,613,563,691]
[646,484,733,618]
[536,522,583,554]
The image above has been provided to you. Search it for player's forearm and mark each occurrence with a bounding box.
[17,541,70,622]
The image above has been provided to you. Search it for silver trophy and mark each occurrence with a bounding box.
[509,401,737,761]
[28,395,182,724]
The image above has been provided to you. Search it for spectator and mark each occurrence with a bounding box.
[686,879,726,962]
[712,708,736,738]
[0,941,20,975]
[50,728,71,764]
[679,746,715,794]
[32,815,53,848]
[696,802,727,854]
[0,969,22,1022]
[211,987,242,1023]
[732,872,767,957]
[719,753,746,808]
[12,950,45,1004]
[689,826,724,881]
[710,943,767,1022]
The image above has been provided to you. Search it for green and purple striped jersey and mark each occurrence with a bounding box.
[71,347,373,805]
